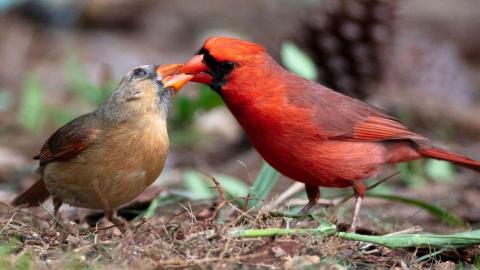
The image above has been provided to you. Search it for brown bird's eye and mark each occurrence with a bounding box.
[132,68,147,78]
[220,61,234,73]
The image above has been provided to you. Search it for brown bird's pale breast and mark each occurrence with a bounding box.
[42,115,169,209]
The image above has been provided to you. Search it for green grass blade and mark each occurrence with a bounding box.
[367,192,464,227]
[246,162,280,209]
[229,219,336,238]
[337,230,480,249]
[230,218,480,249]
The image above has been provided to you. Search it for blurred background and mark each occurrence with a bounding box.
[1,0,480,230]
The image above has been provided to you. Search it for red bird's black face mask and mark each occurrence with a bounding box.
[178,48,237,94]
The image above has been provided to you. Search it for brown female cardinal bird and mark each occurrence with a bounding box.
[12,64,192,229]
[177,37,480,232]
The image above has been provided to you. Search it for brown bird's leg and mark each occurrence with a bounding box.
[53,197,63,217]
[350,182,366,233]
[104,209,127,233]
[290,185,320,227]
[52,197,63,229]
[94,185,127,233]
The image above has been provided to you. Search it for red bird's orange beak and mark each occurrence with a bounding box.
[176,55,213,84]
[162,74,193,92]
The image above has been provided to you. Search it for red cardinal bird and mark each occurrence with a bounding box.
[177,37,480,231]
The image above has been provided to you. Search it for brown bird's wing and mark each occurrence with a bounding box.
[12,113,101,207]
[35,112,101,166]
[289,81,427,143]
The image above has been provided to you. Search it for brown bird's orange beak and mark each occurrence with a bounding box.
[162,74,193,92]
[155,64,192,92]
[176,55,213,84]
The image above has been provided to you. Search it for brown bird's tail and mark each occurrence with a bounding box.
[420,147,480,172]
[11,179,50,207]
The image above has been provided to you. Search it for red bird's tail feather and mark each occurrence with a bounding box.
[420,147,480,172]
[11,179,50,207]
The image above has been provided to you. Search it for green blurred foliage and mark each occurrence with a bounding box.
[171,84,223,128]
[47,107,76,127]
[474,253,480,269]
[398,161,428,187]
[15,57,117,133]
[17,74,47,132]
[184,169,214,200]
[281,41,318,80]
[65,55,115,106]
[0,238,32,270]
[398,159,456,187]
[424,159,456,182]
[14,252,32,270]
[183,169,249,202]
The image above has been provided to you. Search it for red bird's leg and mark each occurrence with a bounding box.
[289,185,319,227]
[298,184,320,215]
[350,182,366,233]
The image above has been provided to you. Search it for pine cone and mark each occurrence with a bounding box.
[295,0,396,99]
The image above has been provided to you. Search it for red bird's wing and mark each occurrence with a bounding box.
[346,114,426,142]
[35,113,100,165]
[289,82,426,143]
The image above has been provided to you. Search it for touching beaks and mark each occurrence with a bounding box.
[176,55,213,84]
[156,64,193,92]
[176,55,207,74]
[155,64,183,78]
[162,74,193,92]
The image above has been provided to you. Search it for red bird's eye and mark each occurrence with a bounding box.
[220,61,235,73]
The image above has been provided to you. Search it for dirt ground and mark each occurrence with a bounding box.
[1,175,479,269]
